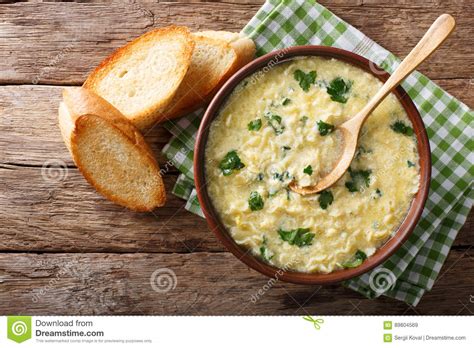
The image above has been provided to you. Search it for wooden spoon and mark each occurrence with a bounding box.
[289,14,455,195]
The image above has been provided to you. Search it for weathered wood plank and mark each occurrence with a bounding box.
[0,85,173,166]
[0,80,471,169]
[0,82,472,253]
[0,248,472,315]
[0,167,222,252]
[0,1,472,85]
[0,0,471,316]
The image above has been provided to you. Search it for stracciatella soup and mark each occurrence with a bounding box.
[205,57,419,273]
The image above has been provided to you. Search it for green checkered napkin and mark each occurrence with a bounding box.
[162,0,473,305]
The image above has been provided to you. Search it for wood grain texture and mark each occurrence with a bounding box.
[1,164,472,253]
[0,85,172,166]
[0,166,221,252]
[0,248,472,315]
[0,81,471,168]
[0,84,472,252]
[0,1,473,86]
[0,0,472,315]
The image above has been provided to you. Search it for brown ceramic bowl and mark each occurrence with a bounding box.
[194,46,431,284]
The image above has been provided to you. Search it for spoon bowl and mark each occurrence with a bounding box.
[290,14,455,195]
[194,45,432,284]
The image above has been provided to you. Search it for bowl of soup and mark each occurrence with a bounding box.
[194,46,431,284]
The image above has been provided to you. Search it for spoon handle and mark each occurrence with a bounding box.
[355,14,455,125]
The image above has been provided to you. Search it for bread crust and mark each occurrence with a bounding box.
[83,25,195,130]
[59,87,166,211]
[160,31,256,121]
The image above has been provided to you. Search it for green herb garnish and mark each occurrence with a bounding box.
[391,121,414,136]
[407,160,416,168]
[303,165,313,176]
[294,69,317,92]
[282,145,291,151]
[278,228,315,247]
[345,168,372,192]
[273,171,291,182]
[282,97,291,106]
[375,188,383,197]
[317,120,335,136]
[260,236,274,261]
[265,112,285,135]
[248,191,264,211]
[342,250,367,268]
[327,77,352,103]
[257,173,264,181]
[318,190,334,210]
[345,182,358,192]
[219,150,245,176]
[248,119,262,131]
[355,146,372,159]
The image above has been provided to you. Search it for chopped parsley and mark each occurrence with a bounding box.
[219,150,245,176]
[355,145,372,159]
[273,171,291,182]
[278,227,315,247]
[282,97,291,106]
[342,250,367,268]
[407,160,416,168]
[247,118,262,131]
[345,167,372,192]
[303,165,313,176]
[317,120,335,136]
[318,190,334,210]
[293,69,317,92]
[375,188,383,197]
[259,236,274,261]
[327,77,352,103]
[248,191,264,211]
[257,173,264,181]
[300,116,309,126]
[390,121,414,136]
[282,145,291,151]
[264,112,285,135]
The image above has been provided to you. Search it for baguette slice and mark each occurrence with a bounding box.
[160,31,255,121]
[58,87,166,211]
[83,26,194,130]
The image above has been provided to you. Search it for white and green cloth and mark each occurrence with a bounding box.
[162,0,473,306]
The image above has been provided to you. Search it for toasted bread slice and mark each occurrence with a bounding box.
[160,31,255,121]
[83,26,194,130]
[58,87,166,211]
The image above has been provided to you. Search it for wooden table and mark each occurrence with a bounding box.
[1,0,472,315]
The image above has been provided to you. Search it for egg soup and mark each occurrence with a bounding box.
[205,57,420,273]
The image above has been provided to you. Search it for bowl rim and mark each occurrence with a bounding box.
[194,45,431,285]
